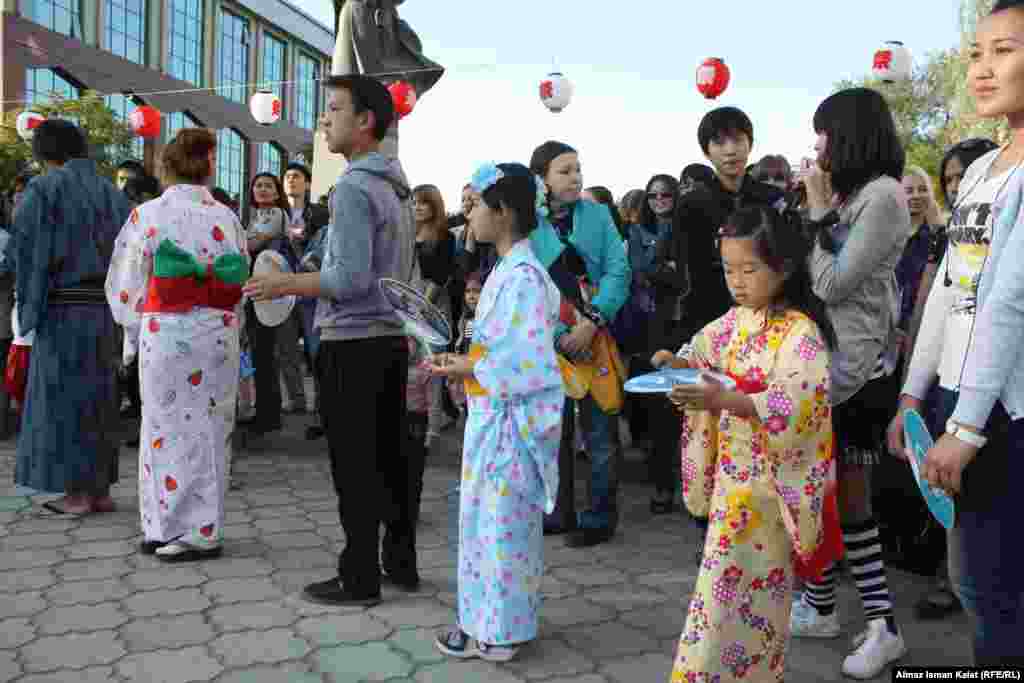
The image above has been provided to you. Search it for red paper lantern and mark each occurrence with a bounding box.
[129,105,161,139]
[387,81,417,119]
[15,111,46,141]
[696,58,730,100]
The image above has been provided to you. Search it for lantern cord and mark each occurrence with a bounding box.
[0,66,446,108]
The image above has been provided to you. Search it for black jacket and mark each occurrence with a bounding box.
[671,174,785,336]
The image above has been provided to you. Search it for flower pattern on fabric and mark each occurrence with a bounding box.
[457,240,563,646]
[673,308,834,683]
[106,185,248,545]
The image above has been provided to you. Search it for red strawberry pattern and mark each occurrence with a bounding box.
[108,186,242,557]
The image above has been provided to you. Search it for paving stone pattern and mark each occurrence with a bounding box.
[0,408,972,682]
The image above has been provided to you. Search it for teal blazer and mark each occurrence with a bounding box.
[529,199,631,331]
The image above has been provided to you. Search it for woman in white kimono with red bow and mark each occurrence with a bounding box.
[106,129,248,562]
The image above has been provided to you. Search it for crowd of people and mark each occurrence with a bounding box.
[3,1,1024,680]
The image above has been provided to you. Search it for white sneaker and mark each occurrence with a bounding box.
[841,618,906,679]
[789,593,841,639]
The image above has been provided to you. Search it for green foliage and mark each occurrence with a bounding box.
[0,90,135,191]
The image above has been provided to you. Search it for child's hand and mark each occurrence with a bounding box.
[425,353,474,378]
[668,373,725,412]
[651,350,688,369]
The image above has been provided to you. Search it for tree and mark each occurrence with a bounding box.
[0,90,135,191]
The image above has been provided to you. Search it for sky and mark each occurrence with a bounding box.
[291,0,965,209]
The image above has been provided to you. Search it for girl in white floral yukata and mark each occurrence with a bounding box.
[650,207,839,682]
[106,129,248,563]
[427,162,563,663]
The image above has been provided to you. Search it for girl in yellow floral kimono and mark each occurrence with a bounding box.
[652,207,838,682]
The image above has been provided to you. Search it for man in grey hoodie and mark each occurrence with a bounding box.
[245,73,418,606]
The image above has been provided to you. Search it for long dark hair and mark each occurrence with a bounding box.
[246,172,290,223]
[640,174,679,227]
[719,206,837,349]
[813,88,904,202]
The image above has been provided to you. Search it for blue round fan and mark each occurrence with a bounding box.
[624,368,736,394]
[903,409,956,530]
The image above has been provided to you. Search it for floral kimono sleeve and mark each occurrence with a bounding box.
[679,313,729,517]
[105,207,152,365]
[473,264,562,399]
[749,316,834,561]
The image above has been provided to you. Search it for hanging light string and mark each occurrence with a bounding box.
[0,67,446,109]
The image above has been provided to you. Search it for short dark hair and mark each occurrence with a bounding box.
[753,155,793,183]
[680,163,716,187]
[322,74,394,141]
[211,187,234,206]
[31,119,87,164]
[479,163,540,237]
[123,174,160,203]
[161,128,217,184]
[284,162,311,183]
[697,107,753,155]
[813,87,905,199]
[116,159,146,176]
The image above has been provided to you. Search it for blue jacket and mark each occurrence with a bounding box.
[529,199,630,335]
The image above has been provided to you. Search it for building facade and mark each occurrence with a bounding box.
[1,0,333,205]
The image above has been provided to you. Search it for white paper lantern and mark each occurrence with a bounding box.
[872,41,913,83]
[15,111,46,141]
[539,72,574,113]
[250,90,282,125]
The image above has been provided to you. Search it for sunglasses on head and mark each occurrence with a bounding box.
[647,192,674,200]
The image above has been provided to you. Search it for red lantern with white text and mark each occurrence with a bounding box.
[129,105,161,139]
[15,111,46,141]
[250,90,282,125]
[872,41,912,83]
[696,58,730,100]
[388,81,417,119]
[539,72,573,113]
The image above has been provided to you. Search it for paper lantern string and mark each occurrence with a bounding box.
[0,67,444,108]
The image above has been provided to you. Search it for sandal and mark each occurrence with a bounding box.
[435,628,477,659]
[155,541,223,563]
[39,498,93,517]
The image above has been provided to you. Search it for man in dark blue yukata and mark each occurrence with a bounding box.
[7,119,132,515]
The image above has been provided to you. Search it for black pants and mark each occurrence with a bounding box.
[118,357,141,414]
[247,301,281,426]
[627,355,682,496]
[318,336,415,596]
[406,411,428,527]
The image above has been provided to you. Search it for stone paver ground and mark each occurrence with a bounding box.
[0,400,972,682]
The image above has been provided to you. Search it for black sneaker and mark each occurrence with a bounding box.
[383,570,421,592]
[565,527,614,548]
[303,577,381,607]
